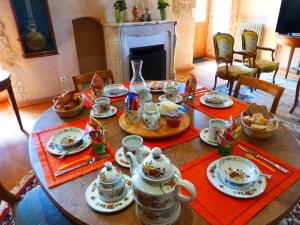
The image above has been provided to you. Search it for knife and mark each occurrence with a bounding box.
[238,145,290,174]
[54,154,110,177]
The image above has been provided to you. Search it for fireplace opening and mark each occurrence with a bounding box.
[129,44,166,80]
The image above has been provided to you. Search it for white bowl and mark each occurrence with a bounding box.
[51,127,84,148]
[205,91,229,104]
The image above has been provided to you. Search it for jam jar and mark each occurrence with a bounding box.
[166,110,182,128]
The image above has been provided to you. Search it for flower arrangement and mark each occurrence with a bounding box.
[113,0,127,23]
[217,116,241,156]
[157,0,169,20]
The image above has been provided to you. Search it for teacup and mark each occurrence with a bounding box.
[164,86,178,102]
[122,135,145,163]
[93,97,110,114]
[208,119,227,142]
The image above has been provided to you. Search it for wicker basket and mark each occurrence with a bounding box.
[241,111,278,140]
[53,95,84,118]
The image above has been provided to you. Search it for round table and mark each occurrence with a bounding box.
[29,92,300,225]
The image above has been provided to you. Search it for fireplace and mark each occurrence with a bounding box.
[129,44,166,80]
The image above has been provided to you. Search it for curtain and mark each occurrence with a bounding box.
[205,0,240,57]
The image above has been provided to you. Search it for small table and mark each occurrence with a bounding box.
[290,67,300,113]
[0,72,23,130]
[275,34,300,79]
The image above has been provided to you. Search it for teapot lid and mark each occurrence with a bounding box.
[98,161,122,184]
[139,147,174,181]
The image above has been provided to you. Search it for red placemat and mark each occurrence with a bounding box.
[183,88,248,120]
[83,82,130,108]
[144,125,199,150]
[179,139,300,225]
[32,119,116,188]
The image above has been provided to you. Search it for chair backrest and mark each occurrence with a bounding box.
[234,76,284,114]
[72,70,115,92]
[72,17,107,74]
[242,30,258,54]
[213,32,234,64]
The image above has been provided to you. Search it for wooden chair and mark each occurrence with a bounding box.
[213,32,257,96]
[290,67,300,114]
[234,76,284,114]
[242,30,279,83]
[0,181,71,224]
[72,70,115,92]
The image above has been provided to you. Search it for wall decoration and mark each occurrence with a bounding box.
[10,0,58,58]
[172,0,192,15]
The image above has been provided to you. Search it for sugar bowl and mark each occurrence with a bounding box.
[97,161,126,202]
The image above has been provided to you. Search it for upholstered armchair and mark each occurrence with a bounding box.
[213,32,257,96]
[242,30,279,83]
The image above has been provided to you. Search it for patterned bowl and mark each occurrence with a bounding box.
[53,95,84,118]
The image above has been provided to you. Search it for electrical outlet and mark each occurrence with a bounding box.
[60,75,67,82]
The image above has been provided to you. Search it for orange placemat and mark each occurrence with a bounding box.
[83,82,130,108]
[183,88,248,120]
[180,139,300,225]
[32,119,116,188]
[144,125,199,150]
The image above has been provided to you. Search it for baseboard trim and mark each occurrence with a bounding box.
[175,64,195,73]
[17,96,54,108]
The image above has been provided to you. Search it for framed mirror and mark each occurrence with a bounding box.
[10,0,58,58]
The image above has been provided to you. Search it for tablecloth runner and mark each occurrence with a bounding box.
[32,119,116,188]
[179,139,300,225]
[182,88,248,120]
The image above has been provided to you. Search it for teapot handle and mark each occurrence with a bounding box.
[176,179,196,203]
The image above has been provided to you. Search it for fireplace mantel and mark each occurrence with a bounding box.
[103,21,177,83]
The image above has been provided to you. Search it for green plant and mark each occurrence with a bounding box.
[157,0,169,10]
[114,0,127,12]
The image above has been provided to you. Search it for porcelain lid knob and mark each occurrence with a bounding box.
[152,147,162,159]
[105,161,113,170]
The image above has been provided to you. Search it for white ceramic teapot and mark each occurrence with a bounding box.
[126,147,196,225]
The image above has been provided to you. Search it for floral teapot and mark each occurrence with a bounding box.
[126,147,196,224]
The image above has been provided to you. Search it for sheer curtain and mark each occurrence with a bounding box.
[205,0,240,57]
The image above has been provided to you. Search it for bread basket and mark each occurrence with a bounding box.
[53,95,84,118]
[241,111,278,140]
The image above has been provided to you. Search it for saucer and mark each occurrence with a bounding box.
[46,135,92,156]
[115,145,151,168]
[207,159,266,198]
[85,175,134,213]
[91,106,117,118]
[199,128,218,146]
[103,84,128,97]
[158,95,183,104]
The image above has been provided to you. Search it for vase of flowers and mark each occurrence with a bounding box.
[114,0,127,23]
[217,117,241,156]
[157,0,169,20]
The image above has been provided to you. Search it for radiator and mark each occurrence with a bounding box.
[234,21,263,61]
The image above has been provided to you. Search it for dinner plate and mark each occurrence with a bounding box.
[46,135,92,156]
[204,91,229,104]
[85,175,134,213]
[115,145,151,168]
[207,159,266,198]
[158,95,183,104]
[199,128,218,146]
[51,127,84,148]
[103,84,128,97]
[199,95,233,108]
[90,106,117,119]
[217,156,260,185]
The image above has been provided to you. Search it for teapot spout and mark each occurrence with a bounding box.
[126,152,139,175]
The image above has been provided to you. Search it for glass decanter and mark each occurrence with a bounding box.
[130,60,147,94]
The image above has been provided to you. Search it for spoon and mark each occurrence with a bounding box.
[245,153,275,172]
[259,173,272,179]
[58,155,91,171]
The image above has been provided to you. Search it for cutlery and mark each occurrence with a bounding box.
[58,155,90,170]
[239,145,289,174]
[260,173,272,179]
[244,153,276,172]
[55,154,110,176]
[82,93,95,105]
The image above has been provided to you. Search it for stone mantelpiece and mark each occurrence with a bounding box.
[103,21,177,83]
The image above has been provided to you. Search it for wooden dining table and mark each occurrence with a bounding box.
[28,85,300,225]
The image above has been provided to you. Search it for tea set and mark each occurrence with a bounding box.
[200,119,228,146]
[158,86,183,104]
[91,97,118,118]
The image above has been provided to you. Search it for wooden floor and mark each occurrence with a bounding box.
[0,59,298,190]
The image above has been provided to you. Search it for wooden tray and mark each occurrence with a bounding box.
[119,113,190,139]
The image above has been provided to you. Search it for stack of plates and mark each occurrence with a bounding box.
[46,127,91,156]
[200,91,233,108]
[207,155,267,198]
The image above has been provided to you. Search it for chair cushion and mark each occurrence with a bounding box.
[216,64,257,79]
[254,59,279,72]
[15,186,72,225]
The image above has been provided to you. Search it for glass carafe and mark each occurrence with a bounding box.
[130,60,147,93]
